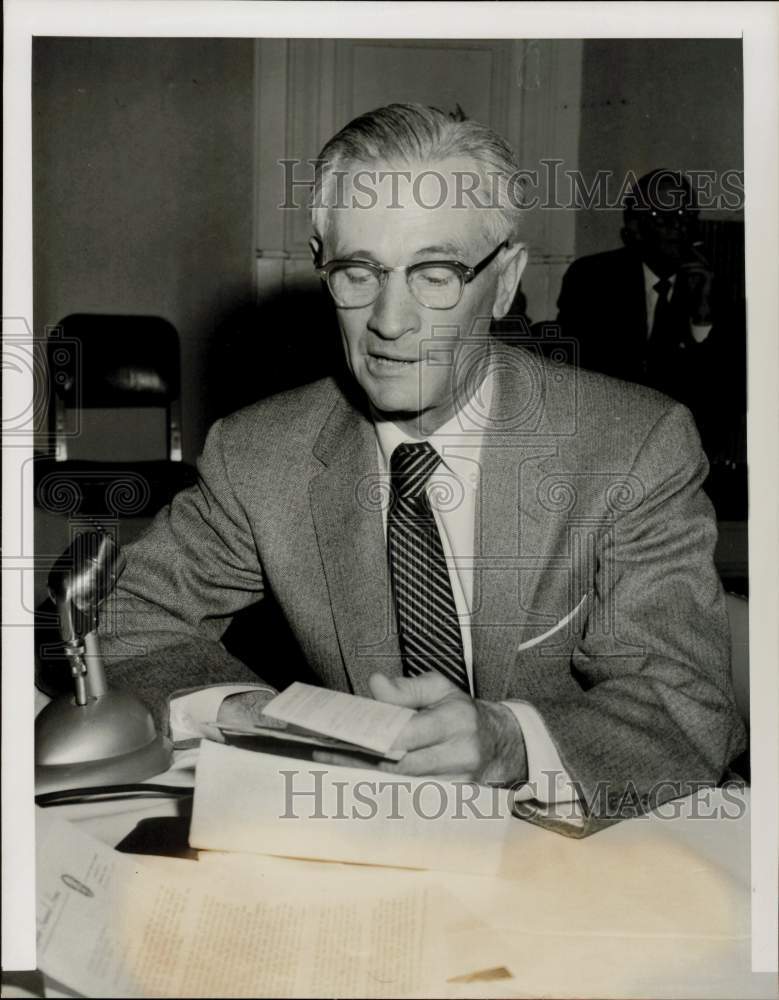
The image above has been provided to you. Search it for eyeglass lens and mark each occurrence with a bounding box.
[328,263,463,309]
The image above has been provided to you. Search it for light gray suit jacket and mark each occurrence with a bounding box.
[101,346,746,836]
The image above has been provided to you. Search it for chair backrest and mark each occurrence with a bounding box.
[47,314,183,462]
[725,591,749,723]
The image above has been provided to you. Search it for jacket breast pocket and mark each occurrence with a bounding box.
[516,590,591,655]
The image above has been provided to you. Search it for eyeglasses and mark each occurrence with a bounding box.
[634,207,699,224]
[316,241,507,310]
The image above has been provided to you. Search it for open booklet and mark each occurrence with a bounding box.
[207,681,416,763]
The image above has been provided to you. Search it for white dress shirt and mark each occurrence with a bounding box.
[171,366,583,823]
[371,371,581,818]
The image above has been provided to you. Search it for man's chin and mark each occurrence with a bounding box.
[368,395,426,423]
[359,376,426,420]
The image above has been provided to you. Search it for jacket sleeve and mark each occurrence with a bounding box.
[98,418,268,730]
[520,402,747,837]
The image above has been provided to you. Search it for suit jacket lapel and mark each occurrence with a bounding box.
[308,354,571,704]
[471,347,561,701]
[627,250,649,344]
[309,388,402,696]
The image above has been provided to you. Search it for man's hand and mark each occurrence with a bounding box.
[677,254,715,325]
[215,687,283,729]
[318,671,527,786]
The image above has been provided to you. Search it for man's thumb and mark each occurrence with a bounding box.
[368,670,455,708]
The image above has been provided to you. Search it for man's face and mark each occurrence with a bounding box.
[626,177,698,275]
[317,159,525,433]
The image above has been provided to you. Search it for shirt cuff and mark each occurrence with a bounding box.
[169,684,274,744]
[502,700,585,828]
[690,322,713,343]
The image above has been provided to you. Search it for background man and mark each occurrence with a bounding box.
[557,169,716,391]
[555,169,747,520]
[101,106,745,835]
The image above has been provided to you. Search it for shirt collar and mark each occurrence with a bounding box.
[643,261,676,292]
[372,364,493,492]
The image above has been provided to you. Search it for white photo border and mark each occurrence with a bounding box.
[3,0,777,977]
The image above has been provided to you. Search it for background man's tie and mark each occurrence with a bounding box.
[650,276,675,346]
[387,442,469,692]
[647,275,688,392]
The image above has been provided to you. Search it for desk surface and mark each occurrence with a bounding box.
[28,745,779,1000]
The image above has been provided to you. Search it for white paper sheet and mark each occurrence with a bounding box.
[35,808,446,998]
[189,741,515,876]
[195,851,522,996]
[262,681,415,754]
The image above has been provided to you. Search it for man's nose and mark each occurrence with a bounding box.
[366,271,421,339]
[658,212,690,232]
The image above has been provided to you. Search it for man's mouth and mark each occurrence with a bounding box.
[367,353,418,367]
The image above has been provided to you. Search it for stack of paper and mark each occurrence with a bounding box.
[190,740,515,876]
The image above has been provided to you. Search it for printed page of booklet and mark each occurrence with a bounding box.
[260,681,416,755]
[35,808,446,999]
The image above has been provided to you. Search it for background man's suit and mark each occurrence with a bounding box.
[555,246,744,453]
[556,246,747,525]
[556,246,713,384]
[100,344,746,835]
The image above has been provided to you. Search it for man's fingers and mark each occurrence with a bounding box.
[215,688,279,727]
[312,750,380,770]
[677,262,714,283]
[311,746,472,778]
[391,707,452,752]
[368,670,459,708]
[390,697,476,752]
[377,761,474,783]
[380,743,477,778]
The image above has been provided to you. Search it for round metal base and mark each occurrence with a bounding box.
[35,733,173,795]
[35,689,173,795]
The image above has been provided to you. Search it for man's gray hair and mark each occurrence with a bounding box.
[311,103,523,247]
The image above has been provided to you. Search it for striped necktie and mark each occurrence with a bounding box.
[387,442,469,692]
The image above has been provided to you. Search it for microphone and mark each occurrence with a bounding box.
[48,527,126,642]
[47,528,125,705]
[36,527,172,793]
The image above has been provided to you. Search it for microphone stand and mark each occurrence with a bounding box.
[35,528,172,794]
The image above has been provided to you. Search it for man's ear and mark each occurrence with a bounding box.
[492,242,528,320]
[309,236,323,265]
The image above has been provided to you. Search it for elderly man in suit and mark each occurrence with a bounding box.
[556,169,716,388]
[555,169,747,522]
[555,170,746,446]
[101,105,745,836]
